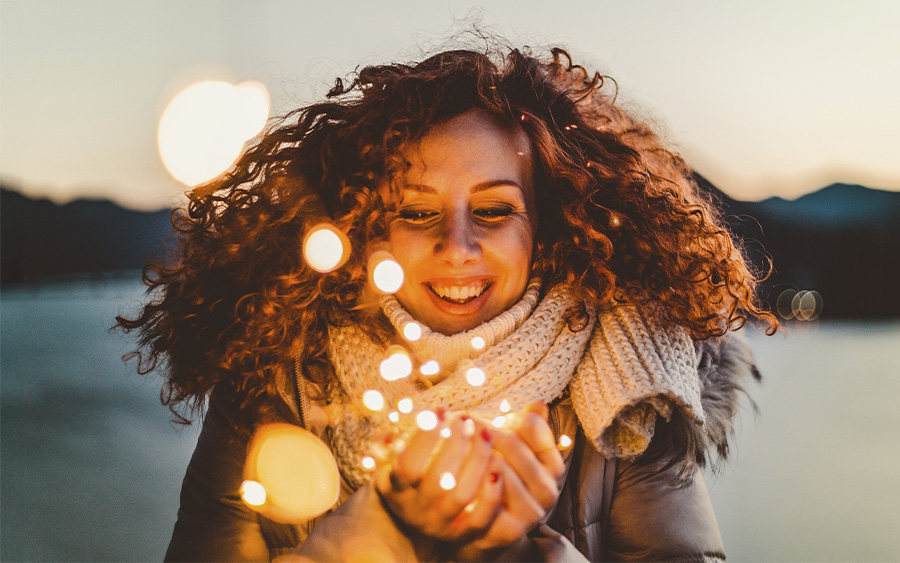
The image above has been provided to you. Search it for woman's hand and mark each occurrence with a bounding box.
[454,402,566,561]
[374,413,505,542]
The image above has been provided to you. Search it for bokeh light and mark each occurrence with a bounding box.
[361,456,376,470]
[558,434,573,448]
[778,288,824,321]
[470,336,486,350]
[368,250,404,294]
[492,415,507,428]
[303,224,350,273]
[158,80,269,186]
[499,399,511,413]
[243,423,340,522]
[420,360,440,377]
[439,472,457,490]
[397,398,414,414]
[402,322,423,341]
[417,410,438,431]
[240,480,267,506]
[362,390,385,411]
[440,427,452,438]
[388,411,400,423]
[466,367,486,387]
[379,346,413,381]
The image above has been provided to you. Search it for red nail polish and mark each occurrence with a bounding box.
[383,434,394,444]
[481,428,492,442]
[436,407,447,422]
[489,471,499,483]
[460,414,471,422]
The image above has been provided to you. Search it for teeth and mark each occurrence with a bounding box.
[429,282,487,301]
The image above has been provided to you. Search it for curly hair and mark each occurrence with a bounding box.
[118,45,777,428]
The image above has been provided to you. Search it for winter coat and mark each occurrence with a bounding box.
[164,335,758,562]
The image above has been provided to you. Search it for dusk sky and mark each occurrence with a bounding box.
[2,0,898,210]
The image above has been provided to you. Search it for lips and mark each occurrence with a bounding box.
[425,280,491,304]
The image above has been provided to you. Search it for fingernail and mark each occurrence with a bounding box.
[460,414,471,422]
[383,434,394,445]
[489,471,499,483]
[436,407,447,422]
[480,428,492,442]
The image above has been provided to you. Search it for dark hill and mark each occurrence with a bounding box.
[694,176,900,319]
[1,186,176,284]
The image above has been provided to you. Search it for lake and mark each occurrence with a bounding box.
[1,279,898,561]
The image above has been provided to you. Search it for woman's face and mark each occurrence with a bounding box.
[388,109,536,335]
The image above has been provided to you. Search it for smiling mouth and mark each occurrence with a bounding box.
[425,281,492,304]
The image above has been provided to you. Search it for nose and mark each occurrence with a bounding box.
[434,209,481,266]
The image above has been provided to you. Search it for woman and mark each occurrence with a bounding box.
[120,45,776,561]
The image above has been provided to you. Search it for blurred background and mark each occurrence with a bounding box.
[2,1,899,560]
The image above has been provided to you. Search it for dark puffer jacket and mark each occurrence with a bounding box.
[165,335,758,561]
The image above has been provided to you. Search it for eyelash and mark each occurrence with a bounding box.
[395,205,517,224]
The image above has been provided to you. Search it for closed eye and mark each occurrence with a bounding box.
[473,205,516,221]
[396,208,438,224]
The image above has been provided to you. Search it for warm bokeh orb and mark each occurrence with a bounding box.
[303,224,350,273]
[243,423,340,522]
[158,80,270,186]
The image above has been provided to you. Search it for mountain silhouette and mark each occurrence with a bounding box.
[3,180,899,318]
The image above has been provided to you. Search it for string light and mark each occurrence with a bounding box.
[362,390,384,411]
[402,322,423,341]
[439,472,457,490]
[380,346,413,381]
[420,360,440,377]
[558,434,573,448]
[470,336,486,350]
[388,411,400,423]
[440,428,452,438]
[463,418,476,437]
[397,398,414,414]
[361,456,376,469]
[240,480,267,506]
[499,399,511,413]
[417,410,438,431]
[369,250,404,294]
[302,224,350,273]
[492,416,507,428]
[466,367,486,387]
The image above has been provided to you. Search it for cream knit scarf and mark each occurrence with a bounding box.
[327,280,704,490]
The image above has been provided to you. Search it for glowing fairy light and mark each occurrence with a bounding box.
[440,427,452,438]
[243,424,340,521]
[369,250,404,294]
[492,415,507,428]
[240,480,267,506]
[462,418,476,437]
[361,456,376,470]
[439,472,457,490]
[379,347,413,381]
[466,367,486,387]
[499,399,511,413]
[362,390,385,411]
[417,410,438,431]
[397,398,414,414]
[420,360,440,377]
[470,336,486,350]
[303,224,350,273]
[402,322,423,341]
[388,411,400,423]
[558,434,573,448]
[158,80,270,186]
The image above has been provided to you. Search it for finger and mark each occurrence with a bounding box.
[392,422,442,487]
[497,457,545,525]
[440,421,494,512]
[419,416,479,499]
[450,454,504,538]
[507,411,565,479]
[491,426,560,510]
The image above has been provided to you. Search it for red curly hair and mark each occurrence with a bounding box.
[118,46,777,427]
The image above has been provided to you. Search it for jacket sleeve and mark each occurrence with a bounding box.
[164,395,272,562]
[604,454,725,562]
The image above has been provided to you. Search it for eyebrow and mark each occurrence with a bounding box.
[403,180,525,194]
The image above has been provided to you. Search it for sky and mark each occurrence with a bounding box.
[1,0,899,211]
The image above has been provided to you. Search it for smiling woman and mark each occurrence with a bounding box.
[119,42,777,561]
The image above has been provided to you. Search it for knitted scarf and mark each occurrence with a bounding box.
[327,281,704,490]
